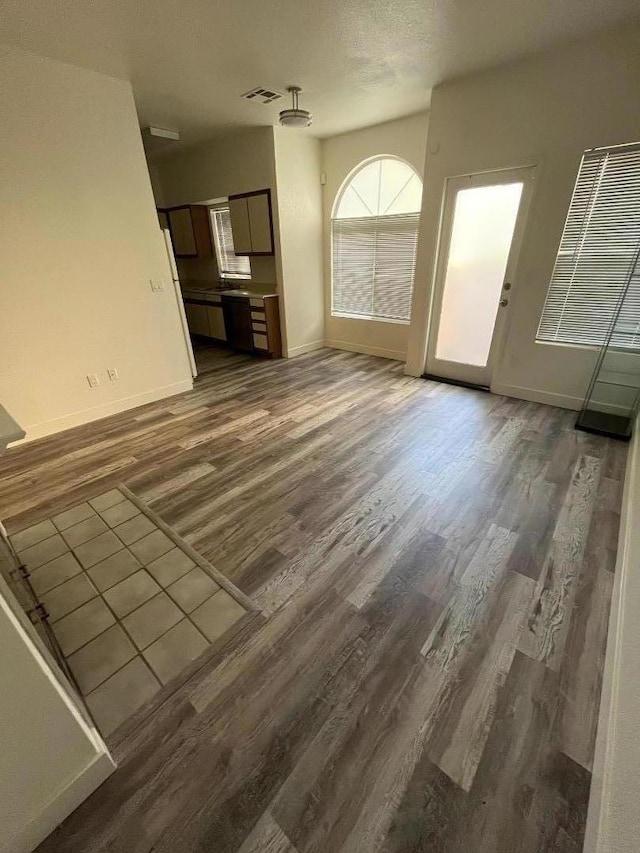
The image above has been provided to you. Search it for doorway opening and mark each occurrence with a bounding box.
[425,167,535,388]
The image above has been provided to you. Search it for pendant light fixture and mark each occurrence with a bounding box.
[279,86,312,128]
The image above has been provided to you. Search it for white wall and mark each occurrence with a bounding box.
[0,579,114,853]
[154,127,279,291]
[157,127,277,204]
[405,24,640,407]
[273,129,325,357]
[147,158,166,208]
[585,425,640,853]
[0,48,193,442]
[321,112,429,360]
[155,127,326,356]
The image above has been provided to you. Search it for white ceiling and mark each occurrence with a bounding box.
[2,0,640,145]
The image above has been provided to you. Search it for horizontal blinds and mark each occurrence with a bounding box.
[332,213,419,321]
[537,146,640,348]
[211,207,251,278]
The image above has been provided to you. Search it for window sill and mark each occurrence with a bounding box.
[331,312,410,326]
[535,338,598,352]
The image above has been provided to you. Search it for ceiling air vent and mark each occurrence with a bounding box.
[241,87,283,104]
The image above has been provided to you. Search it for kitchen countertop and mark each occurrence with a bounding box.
[182,285,277,301]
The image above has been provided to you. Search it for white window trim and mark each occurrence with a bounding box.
[330,156,422,324]
[331,311,410,326]
[209,204,251,281]
[536,142,640,350]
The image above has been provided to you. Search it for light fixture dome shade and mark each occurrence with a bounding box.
[279,86,312,128]
[279,109,312,128]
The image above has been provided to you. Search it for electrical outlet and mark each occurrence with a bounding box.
[86,374,100,388]
[107,367,119,382]
[150,278,164,292]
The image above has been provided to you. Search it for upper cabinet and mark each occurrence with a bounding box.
[165,205,213,258]
[228,189,274,255]
[228,197,252,254]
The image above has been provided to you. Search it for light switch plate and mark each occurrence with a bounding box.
[86,374,100,388]
[107,367,119,382]
[150,278,164,292]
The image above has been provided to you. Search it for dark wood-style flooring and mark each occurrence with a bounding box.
[0,348,625,853]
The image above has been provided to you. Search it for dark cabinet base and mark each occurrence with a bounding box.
[222,297,254,353]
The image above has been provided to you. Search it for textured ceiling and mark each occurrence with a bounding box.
[2,0,640,144]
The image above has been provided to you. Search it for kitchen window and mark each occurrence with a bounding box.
[331,157,423,323]
[209,205,251,280]
[536,142,640,349]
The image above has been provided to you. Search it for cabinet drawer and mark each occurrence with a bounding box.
[252,333,268,350]
[249,297,265,308]
[250,309,265,322]
[251,320,267,333]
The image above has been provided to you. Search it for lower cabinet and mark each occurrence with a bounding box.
[249,296,282,357]
[184,301,227,342]
[184,294,281,357]
[184,302,210,337]
[206,305,227,341]
[222,298,254,352]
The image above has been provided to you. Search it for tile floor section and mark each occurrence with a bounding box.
[11,488,248,736]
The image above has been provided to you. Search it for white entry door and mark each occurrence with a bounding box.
[426,166,536,387]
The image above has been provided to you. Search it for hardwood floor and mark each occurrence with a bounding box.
[0,348,625,853]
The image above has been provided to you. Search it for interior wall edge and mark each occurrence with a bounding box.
[404,23,640,399]
[7,751,115,853]
[489,381,583,411]
[324,339,406,361]
[584,423,640,853]
[321,112,429,369]
[11,379,193,445]
[285,340,326,358]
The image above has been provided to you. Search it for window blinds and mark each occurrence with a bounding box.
[331,213,419,322]
[210,207,251,279]
[536,144,640,348]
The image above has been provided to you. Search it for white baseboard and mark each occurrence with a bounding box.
[403,364,422,378]
[324,339,406,362]
[285,340,326,358]
[490,381,583,410]
[491,381,635,415]
[13,379,194,444]
[7,751,115,853]
[583,427,640,853]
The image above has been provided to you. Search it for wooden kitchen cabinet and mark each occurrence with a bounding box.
[227,197,252,254]
[185,293,280,356]
[228,189,274,255]
[222,297,254,352]
[248,295,282,357]
[184,302,210,337]
[165,205,213,258]
[246,194,272,253]
[206,305,227,341]
[184,299,227,341]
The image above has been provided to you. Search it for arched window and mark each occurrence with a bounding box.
[331,157,423,323]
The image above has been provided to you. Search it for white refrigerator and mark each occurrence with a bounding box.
[162,227,198,378]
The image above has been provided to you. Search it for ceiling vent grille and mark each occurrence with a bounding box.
[241,87,283,104]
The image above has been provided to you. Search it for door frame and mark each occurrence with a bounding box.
[162,228,198,379]
[425,165,537,387]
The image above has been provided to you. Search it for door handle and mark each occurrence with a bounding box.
[503,282,512,290]
[500,298,509,307]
